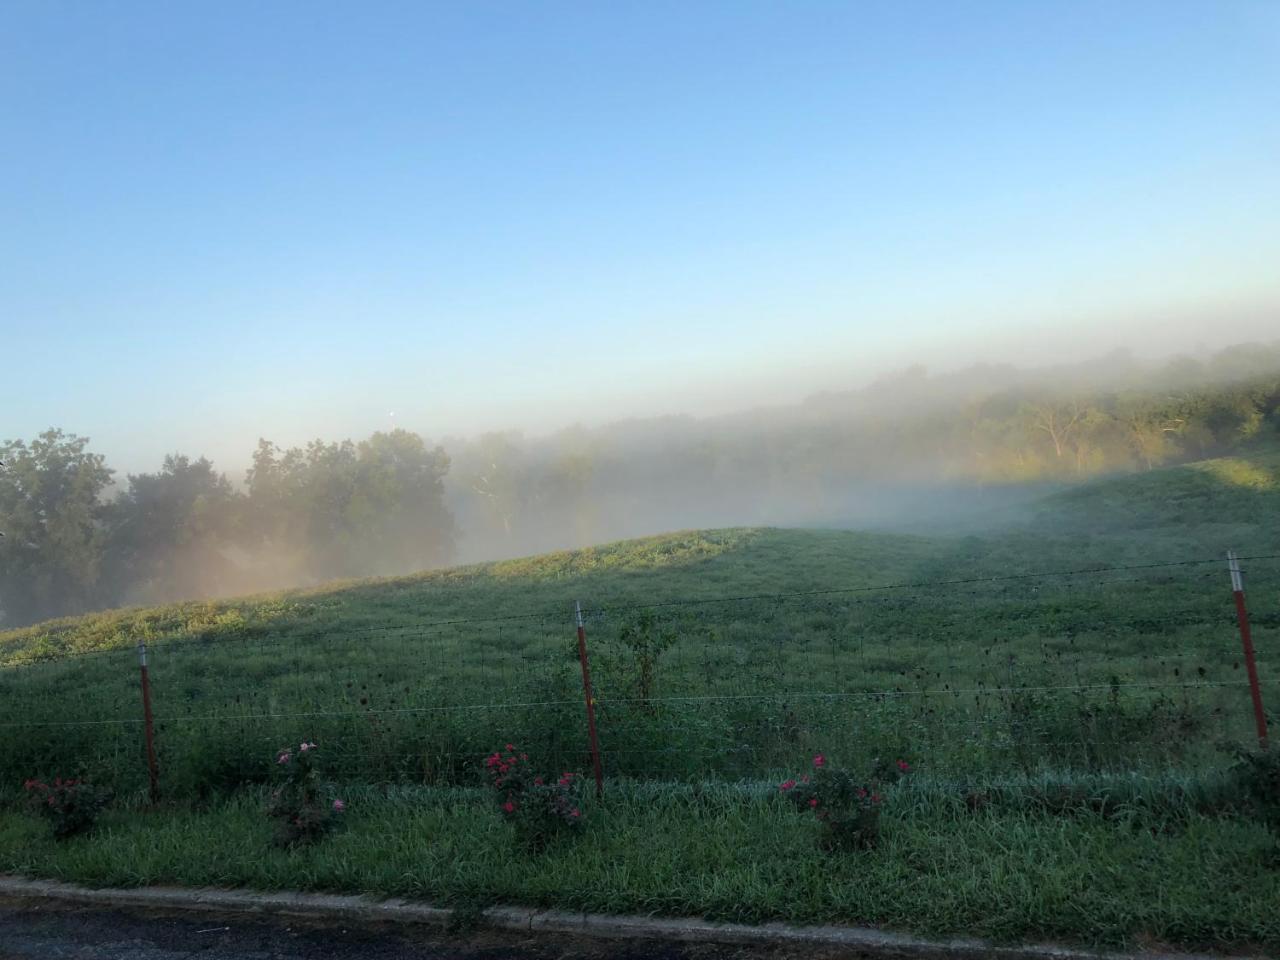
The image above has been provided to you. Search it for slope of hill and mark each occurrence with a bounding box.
[1,444,1277,799]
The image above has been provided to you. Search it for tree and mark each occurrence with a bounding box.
[106,455,242,604]
[1025,398,1087,464]
[1116,394,1183,470]
[246,430,455,582]
[0,429,113,625]
[350,429,455,575]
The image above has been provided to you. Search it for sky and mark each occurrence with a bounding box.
[2,1,1278,474]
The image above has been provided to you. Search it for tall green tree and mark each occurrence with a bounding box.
[0,429,113,625]
[246,429,455,582]
[106,455,242,604]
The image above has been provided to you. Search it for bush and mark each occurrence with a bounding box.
[23,777,110,839]
[266,742,345,846]
[779,753,910,851]
[486,744,583,851]
[1230,744,1280,829]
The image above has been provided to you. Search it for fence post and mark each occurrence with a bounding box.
[1228,550,1269,749]
[137,639,161,802]
[575,601,605,797]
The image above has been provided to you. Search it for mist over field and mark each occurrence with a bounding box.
[3,338,1279,626]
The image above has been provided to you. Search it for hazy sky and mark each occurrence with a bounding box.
[3,1,1278,473]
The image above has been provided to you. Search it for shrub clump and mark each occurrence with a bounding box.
[1231,744,1280,829]
[23,777,110,839]
[486,744,583,850]
[266,742,345,846]
[779,753,910,850]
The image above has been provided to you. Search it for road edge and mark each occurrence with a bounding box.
[0,875,1253,960]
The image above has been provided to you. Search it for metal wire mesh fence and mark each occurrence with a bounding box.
[0,553,1275,799]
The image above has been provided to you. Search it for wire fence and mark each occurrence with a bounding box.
[0,553,1275,798]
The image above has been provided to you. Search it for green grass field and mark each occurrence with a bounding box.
[1,444,1278,949]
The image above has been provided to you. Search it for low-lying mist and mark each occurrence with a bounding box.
[2,340,1278,627]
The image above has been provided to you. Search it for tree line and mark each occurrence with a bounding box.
[3,342,1279,627]
[0,430,452,625]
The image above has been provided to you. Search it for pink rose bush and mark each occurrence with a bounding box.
[23,777,110,839]
[266,741,345,847]
[779,754,911,851]
[486,744,584,850]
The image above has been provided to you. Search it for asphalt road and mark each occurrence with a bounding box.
[0,902,835,960]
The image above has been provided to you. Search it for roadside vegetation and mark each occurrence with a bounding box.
[1,773,1278,950]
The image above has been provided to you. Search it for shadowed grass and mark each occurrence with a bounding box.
[1,775,1277,951]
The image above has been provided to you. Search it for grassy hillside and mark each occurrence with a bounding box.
[4,439,1278,662]
[1,445,1277,796]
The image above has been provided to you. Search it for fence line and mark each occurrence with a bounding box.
[0,550,1274,795]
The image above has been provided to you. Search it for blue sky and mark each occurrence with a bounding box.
[2,1,1278,472]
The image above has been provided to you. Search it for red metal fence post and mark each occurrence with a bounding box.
[137,639,161,803]
[575,601,605,797]
[1228,550,1269,749]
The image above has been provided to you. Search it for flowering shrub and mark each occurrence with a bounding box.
[266,742,345,846]
[485,744,583,850]
[779,754,911,851]
[23,777,110,839]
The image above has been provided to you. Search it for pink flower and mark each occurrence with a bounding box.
[502,800,516,813]
[856,787,867,799]
[813,754,825,768]
[779,779,796,791]
[505,743,515,751]
[332,799,345,812]
[534,777,544,786]
[570,809,580,818]
[809,797,819,808]
[897,759,910,772]
[300,742,317,752]
[485,754,499,768]
[277,752,292,764]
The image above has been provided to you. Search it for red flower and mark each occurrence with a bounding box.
[570,809,580,818]
[808,797,819,808]
[779,779,796,791]
[502,800,516,813]
[856,787,867,799]
[534,777,544,786]
[897,759,910,772]
[813,754,825,768]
